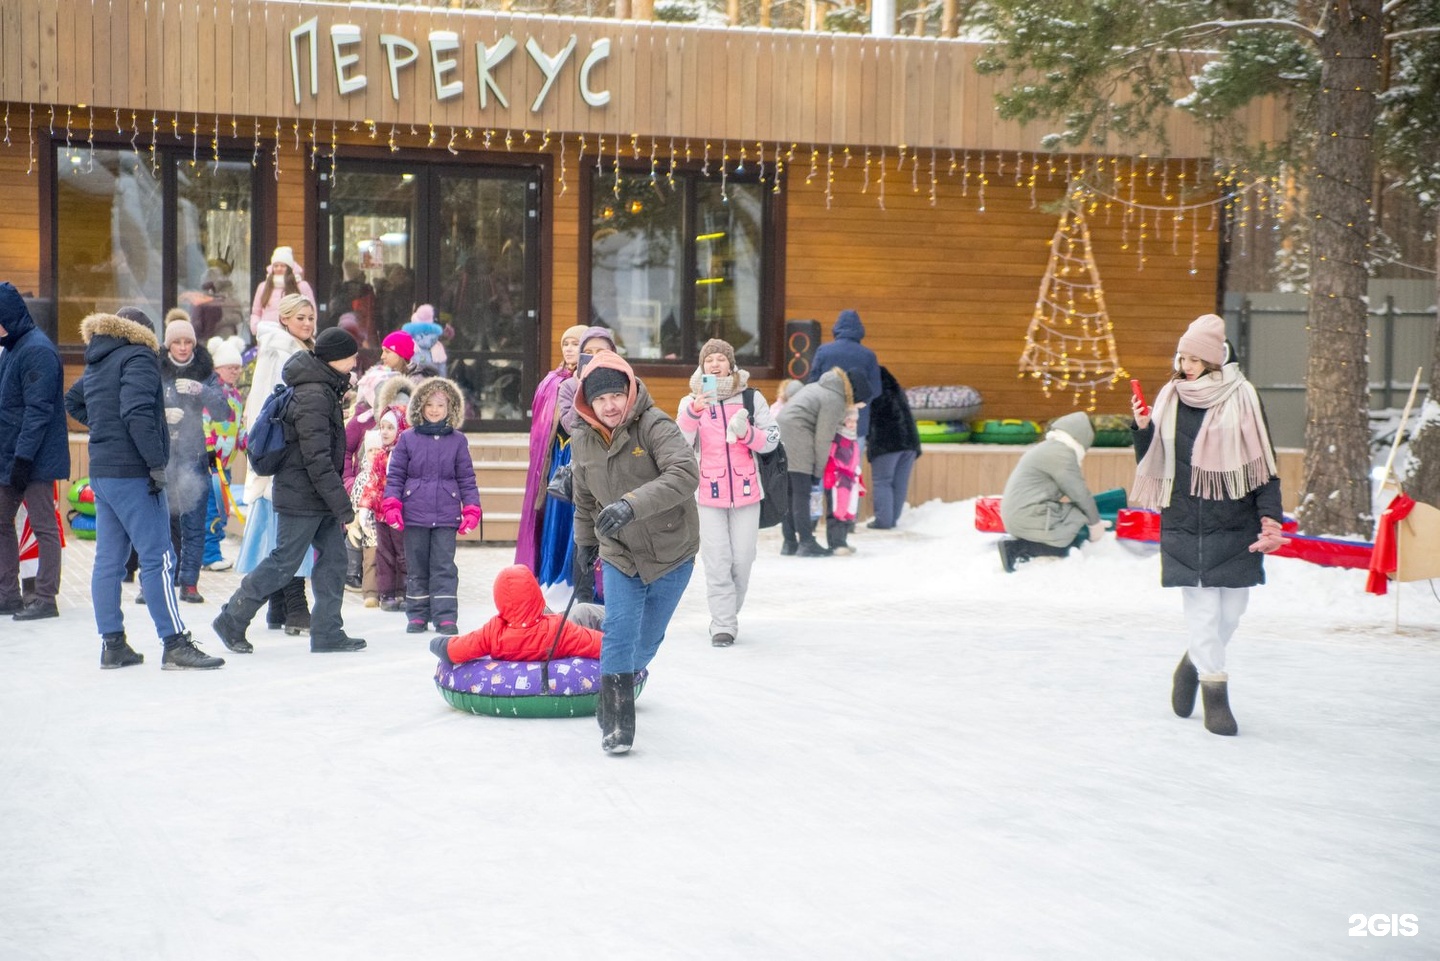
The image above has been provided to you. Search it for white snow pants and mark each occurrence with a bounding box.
[1181,586,1250,681]
[698,503,761,638]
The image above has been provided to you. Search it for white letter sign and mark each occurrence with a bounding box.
[579,38,611,108]
[525,35,578,113]
[331,25,367,96]
[380,33,420,103]
[475,35,517,110]
[289,17,320,105]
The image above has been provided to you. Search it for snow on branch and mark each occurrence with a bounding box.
[1381,0,1421,16]
[1387,26,1440,43]
[1163,18,1322,47]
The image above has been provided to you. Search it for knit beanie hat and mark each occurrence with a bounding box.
[580,326,617,352]
[698,338,736,371]
[314,327,359,362]
[211,342,244,368]
[164,318,197,346]
[583,366,630,403]
[115,306,155,332]
[1177,313,1227,368]
[270,246,300,272]
[561,324,589,344]
[381,330,415,361]
[411,304,436,325]
[164,307,191,326]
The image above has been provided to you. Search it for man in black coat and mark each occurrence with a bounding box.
[64,308,224,670]
[0,283,69,621]
[213,327,366,655]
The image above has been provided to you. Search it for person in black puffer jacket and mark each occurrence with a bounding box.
[1131,314,1285,738]
[865,366,922,529]
[213,328,367,655]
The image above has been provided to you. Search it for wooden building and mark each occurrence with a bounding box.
[3,1,1303,519]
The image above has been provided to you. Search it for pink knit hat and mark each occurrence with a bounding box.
[1177,314,1227,368]
[381,330,415,361]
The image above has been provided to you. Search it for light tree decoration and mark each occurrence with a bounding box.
[1018,184,1127,410]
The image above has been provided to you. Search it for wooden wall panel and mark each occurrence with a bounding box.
[0,134,41,294]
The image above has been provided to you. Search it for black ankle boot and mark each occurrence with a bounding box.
[100,632,144,669]
[266,590,286,630]
[283,577,311,636]
[796,538,833,557]
[1200,680,1238,736]
[212,607,253,654]
[600,673,636,754]
[1171,653,1199,718]
[160,632,225,671]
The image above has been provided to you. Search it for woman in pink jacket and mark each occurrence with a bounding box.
[675,339,780,648]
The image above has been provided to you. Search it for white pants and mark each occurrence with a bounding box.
[698,503,761,637]
[1181,586,1250,681]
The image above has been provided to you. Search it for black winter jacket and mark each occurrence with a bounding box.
[271,350,354,522]
[0,283,70,484]
[865,366,922,461]
[1134,400,1283,589]
[64,313,169,478]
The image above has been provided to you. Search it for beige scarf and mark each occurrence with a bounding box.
[688,367,749,401]
[1132,365,1277,509]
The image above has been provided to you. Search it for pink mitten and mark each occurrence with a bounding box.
[380,497,405,531]
[458,504,482,535]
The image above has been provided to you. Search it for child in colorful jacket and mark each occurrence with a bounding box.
[430,565,605,666]
[355,403,409,611]
[822,405,866,555]
[380,377,481,635]
[201,340,246,571]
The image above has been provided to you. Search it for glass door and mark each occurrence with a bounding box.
[317,160,540,432]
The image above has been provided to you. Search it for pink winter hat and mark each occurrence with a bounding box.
[1177,313,1227,368]
[411,304,436,325]
[381,330,415,361]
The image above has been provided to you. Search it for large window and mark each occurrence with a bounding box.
[589,168,774,366]
[54,145,260,345]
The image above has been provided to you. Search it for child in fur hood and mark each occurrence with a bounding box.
[381,377,481,635]
[822,405,866,555]
[353,403,410,610]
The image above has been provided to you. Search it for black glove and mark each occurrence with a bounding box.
[594,499,636,539]
[428,634,453,667]
[147,467,167,496]
[572,543,599,603]
[9,457,33,492]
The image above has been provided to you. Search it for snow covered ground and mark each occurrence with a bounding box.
[1,499,1437,960]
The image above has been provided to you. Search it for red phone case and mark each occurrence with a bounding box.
[1130,379,1149,416]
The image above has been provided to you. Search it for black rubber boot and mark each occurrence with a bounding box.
[1171,653,1199,718]
[596,675,611,731]
[997,539,1028,573]
[100,632,144,669]
[212,607,254,654]
[344,542,363,592]
[796,537,833,557]
[282,577,311,636]
[160,632,225,671]
[1201,680,1238,736]
[265,589,286,630]
[600,672,636,755]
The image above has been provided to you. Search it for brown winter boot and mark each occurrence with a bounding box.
[1200,679,1238,736]
[1171,653,1199,718]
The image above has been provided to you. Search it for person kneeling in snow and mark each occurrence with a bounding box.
[429,564,604,666]
[996,411,1107,573]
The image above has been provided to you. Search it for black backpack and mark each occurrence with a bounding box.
[245,384,295,476]
[742,389,790,529]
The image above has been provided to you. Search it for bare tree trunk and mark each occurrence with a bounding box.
[614,0,631,19]
[760,0,772,27]
[941,0,956,37]
[729,0,740,25]
[1297,0,1383,536]
[1400,204,1440,508]
[633,0,653,19]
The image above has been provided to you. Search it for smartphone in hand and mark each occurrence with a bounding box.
[701,373,718,402]
[1130,379,1149,417]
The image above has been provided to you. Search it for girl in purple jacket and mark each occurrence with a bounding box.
[380,378,481,634]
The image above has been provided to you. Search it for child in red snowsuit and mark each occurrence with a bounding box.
[433,564,605,665]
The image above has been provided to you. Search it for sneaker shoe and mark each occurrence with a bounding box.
[311,634,367,653]
[212,609,253,654]
[203,559,233,572]
[178,585,205,604]
[0,597,24,616]
[711,632,735,647]
[160,633,225,670]
[363,596,380,608]
[100,633,144,669]
[796,539,833,557]
[406,619,428,634]
[344,576,363,594]
[12,597,59,620]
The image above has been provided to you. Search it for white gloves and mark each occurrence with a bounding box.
[173,378,203,396]
[726,409,750,443]
[1087,521,1109,542]
[165,407,185,425]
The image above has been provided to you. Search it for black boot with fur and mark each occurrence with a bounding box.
[1172,653,1199,718]
[1201,680,1238,736]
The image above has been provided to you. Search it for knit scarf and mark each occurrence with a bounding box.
[688,367,749,401]
[1131,364,1277,510]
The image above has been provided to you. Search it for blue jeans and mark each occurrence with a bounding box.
[171,465,209,586]
[203,475,228,565]
[90,476,185,640]
[869,450,917,528]
[599,559,694,675]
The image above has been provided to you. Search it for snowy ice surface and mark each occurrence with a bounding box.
[1,499,1438,960]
